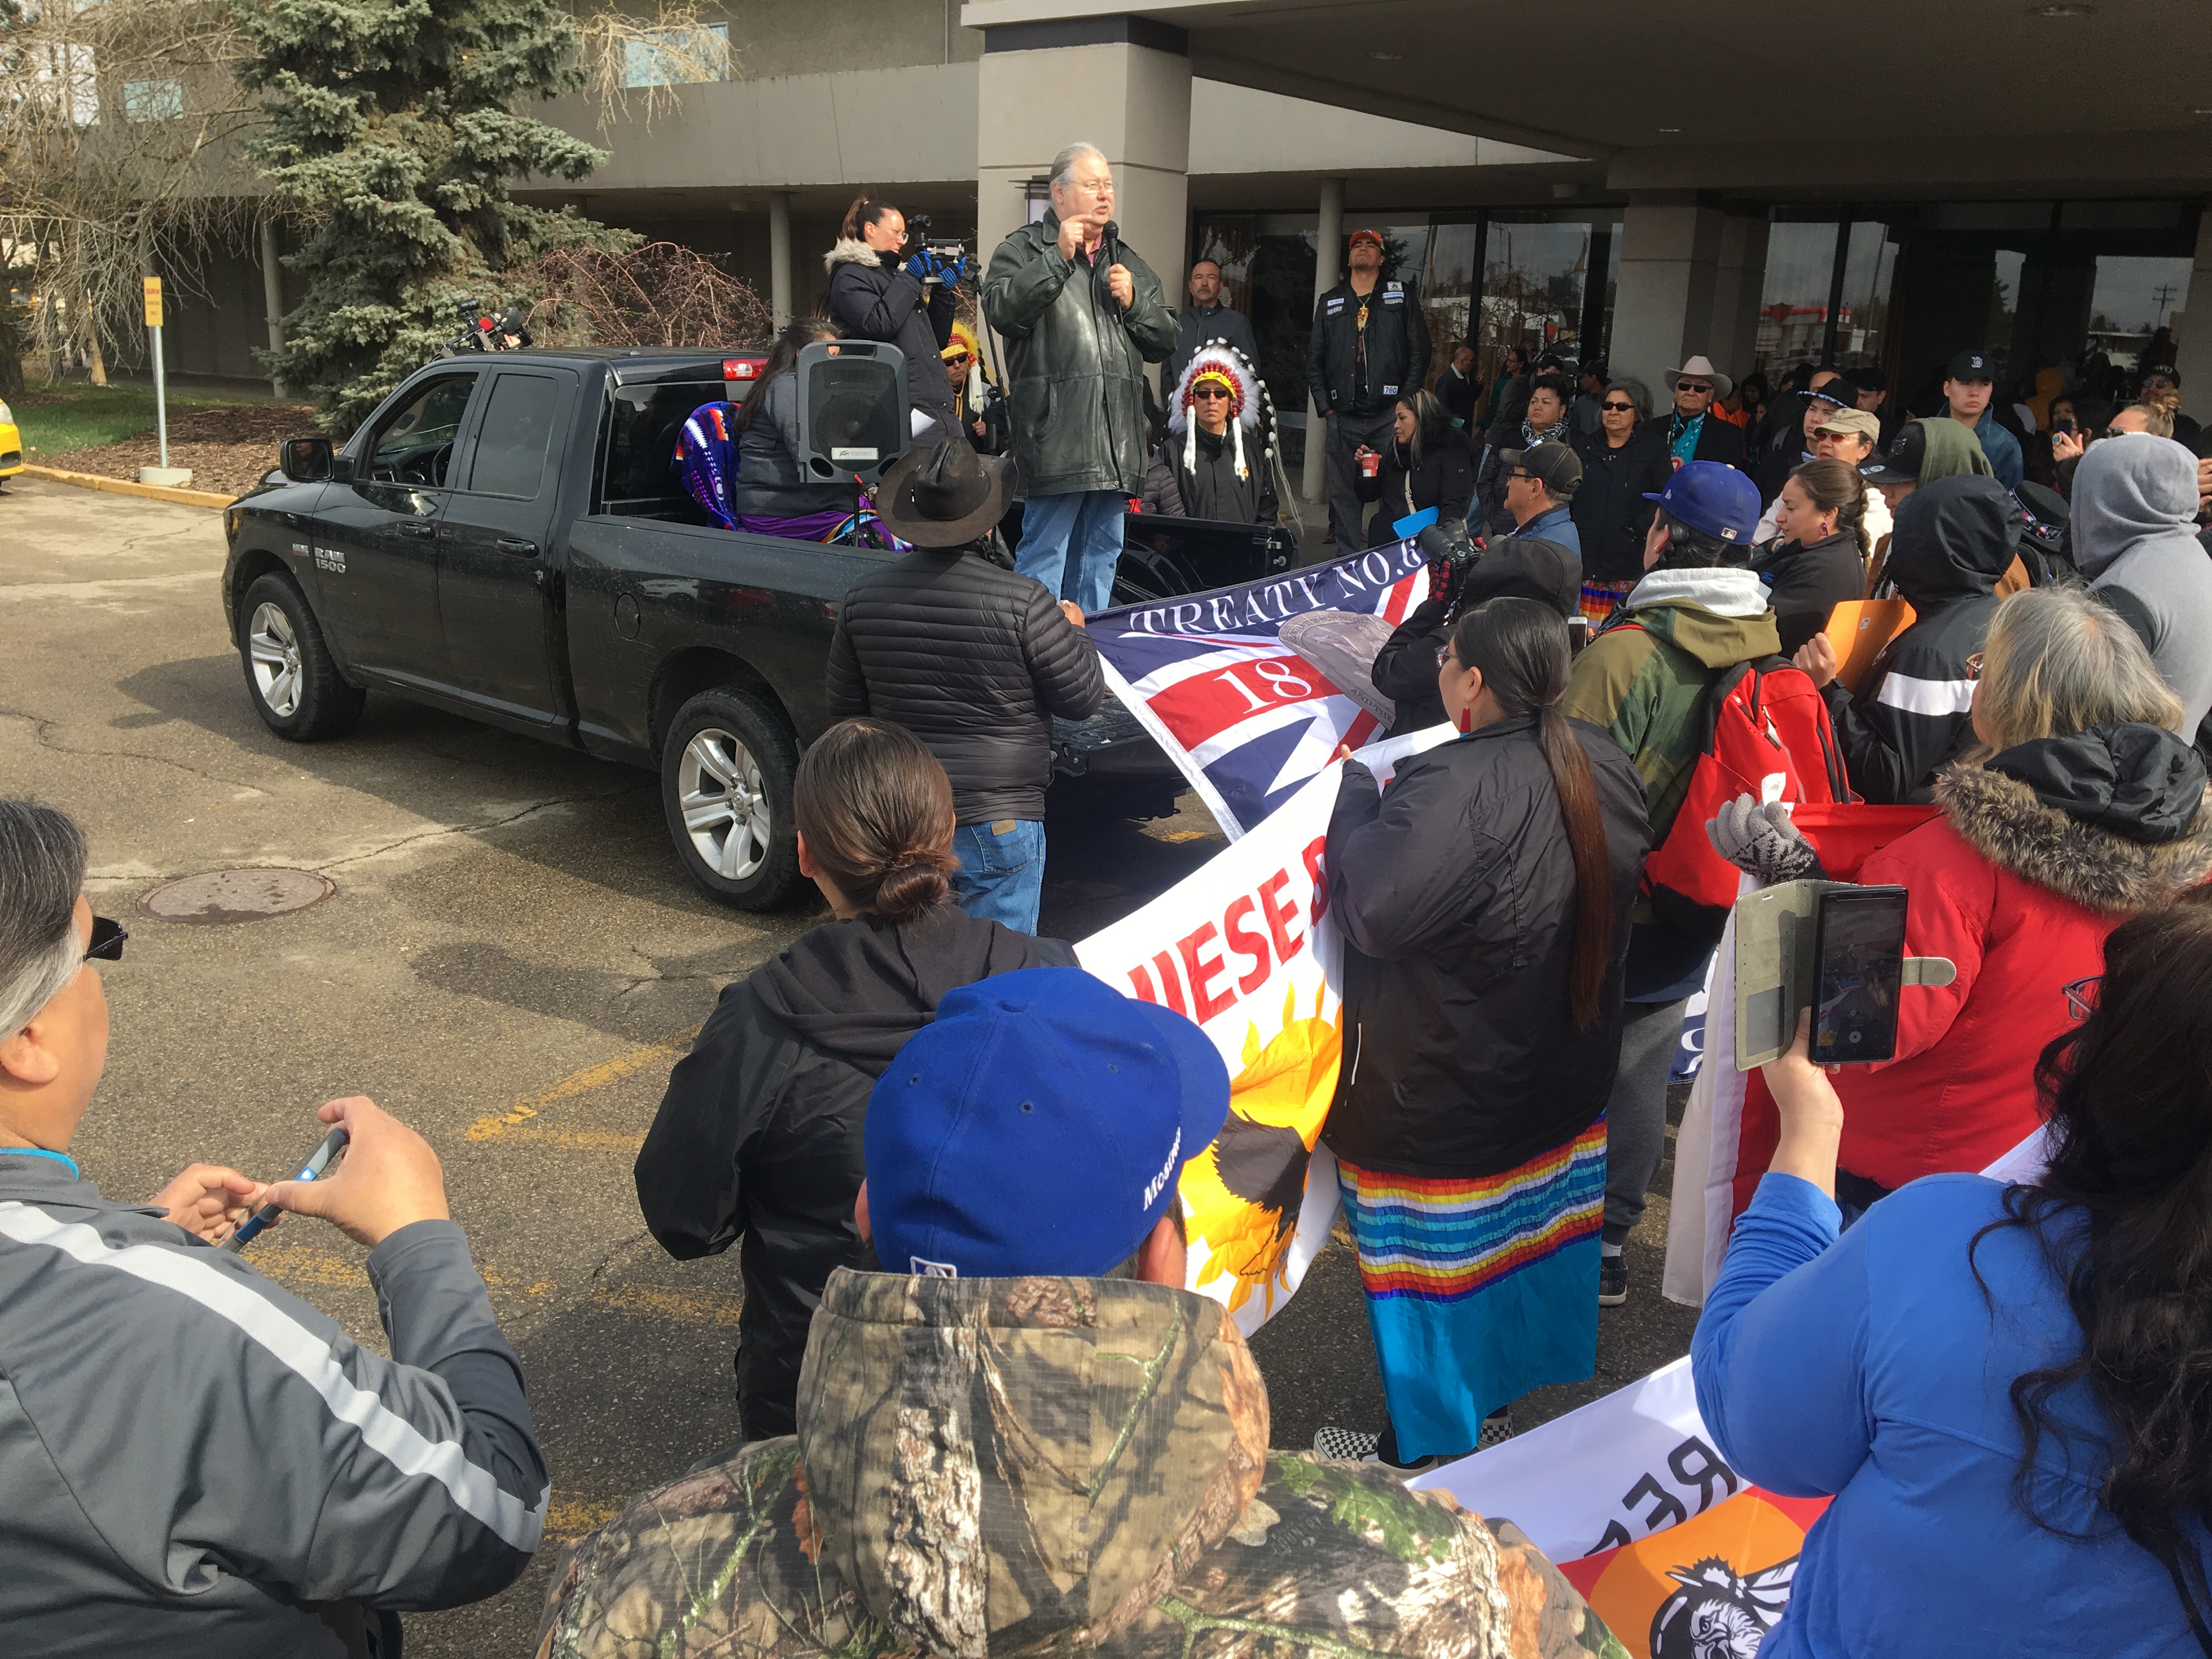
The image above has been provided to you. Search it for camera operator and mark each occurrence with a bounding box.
[982,141,1177,614]
[826,194,964,445]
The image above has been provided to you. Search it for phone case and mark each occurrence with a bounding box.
[1733,879,1956,1070]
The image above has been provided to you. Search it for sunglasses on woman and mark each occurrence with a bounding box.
[1600,400,1637,412]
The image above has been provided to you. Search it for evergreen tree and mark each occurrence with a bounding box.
[236,0,633,428]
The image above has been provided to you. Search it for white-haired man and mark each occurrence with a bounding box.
[0,799,546,1656]
[982,141,1177,616]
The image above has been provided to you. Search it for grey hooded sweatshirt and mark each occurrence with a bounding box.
[2074,432,2212,735]
[0,1153,546,1655]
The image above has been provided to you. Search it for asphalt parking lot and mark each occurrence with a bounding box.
[0,475,1694,1655]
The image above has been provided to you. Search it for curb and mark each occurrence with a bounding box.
[16,464,237,511]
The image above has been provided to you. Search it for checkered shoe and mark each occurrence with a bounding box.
[1476,1408,1515,1450]
[1312,1425,1381,1462]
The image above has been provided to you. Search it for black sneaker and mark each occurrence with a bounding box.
[1599,1254,1628,1306]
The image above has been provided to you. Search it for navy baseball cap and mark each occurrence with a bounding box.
[1808,378,1856,410]
[1642,459,1762,544]
[1945,349,1994,383]
[864,967,1230,1280]
[1860,420,1926,484]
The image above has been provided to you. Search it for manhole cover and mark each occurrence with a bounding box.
[142,868,333,923]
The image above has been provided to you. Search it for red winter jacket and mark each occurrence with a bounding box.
[1836,740,2212,1191]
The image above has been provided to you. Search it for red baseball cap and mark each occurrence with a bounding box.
[1348,228,1384,250]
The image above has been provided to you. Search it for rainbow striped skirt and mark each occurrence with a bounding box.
[1337,1117,1606,1459]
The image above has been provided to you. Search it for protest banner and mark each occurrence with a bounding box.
[1075,724,1452,1333]
[1086,539,1431,838]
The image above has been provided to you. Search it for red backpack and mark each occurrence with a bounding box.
[1616,637,1854,943]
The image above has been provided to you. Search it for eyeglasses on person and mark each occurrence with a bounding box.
[1677,380,1713,394]
[1192,386,1233,401]
[84,916,127,963]
[1065,178,1114,199]
[1600,399,1637,412]
[2062,973,2101,1022]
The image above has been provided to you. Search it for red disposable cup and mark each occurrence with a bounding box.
[1359,452,1380,478]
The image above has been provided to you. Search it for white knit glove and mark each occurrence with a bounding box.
[1706,794,1825,885]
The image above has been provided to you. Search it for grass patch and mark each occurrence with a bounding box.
[13,381,238,459]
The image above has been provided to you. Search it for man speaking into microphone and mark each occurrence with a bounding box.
[983,140,1176,615]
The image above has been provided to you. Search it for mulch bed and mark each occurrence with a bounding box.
[40,405,323,498]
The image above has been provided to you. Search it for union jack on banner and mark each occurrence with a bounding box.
[1090,540,1430,837]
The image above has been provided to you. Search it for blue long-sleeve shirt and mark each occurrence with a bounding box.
[1694,1171,2211,1657]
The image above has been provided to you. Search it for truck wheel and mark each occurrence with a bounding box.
[661,686,802,909]
[240,573,365,741]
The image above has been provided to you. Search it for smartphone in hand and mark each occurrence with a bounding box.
[220,1127,349,1253]
[1809,885,1908,1064]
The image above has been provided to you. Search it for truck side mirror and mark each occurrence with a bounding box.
[281,436,334,482]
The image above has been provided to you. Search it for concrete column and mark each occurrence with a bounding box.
[768,193,793,330]
[258,216,288,398]
[1708,211,1770,383]
[1610,191,1731,404]
[2172,204,2212,425]
[975,18,1192,385]
[1301,176,1344,505]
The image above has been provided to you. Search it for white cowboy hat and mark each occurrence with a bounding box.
[1662,354,1734,403]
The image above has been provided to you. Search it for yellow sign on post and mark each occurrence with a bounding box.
[143,276,163,328]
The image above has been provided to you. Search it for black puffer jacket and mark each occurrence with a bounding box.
[1822,475,2019,804]
[1570,425,1671,580]
[1322,715,1651,1178]
[1756,527,1867,657]
[635,908,1074,1440]
[981,213,1177,498]
[825,546,1105,823]
[825,238,960,442]
[1354,420,1474,546]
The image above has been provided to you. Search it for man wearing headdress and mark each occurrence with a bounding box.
[1139,345,1280,525]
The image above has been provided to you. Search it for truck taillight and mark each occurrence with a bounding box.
[724,358,758,380]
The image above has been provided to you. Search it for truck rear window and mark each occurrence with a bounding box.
[602,380,726,512]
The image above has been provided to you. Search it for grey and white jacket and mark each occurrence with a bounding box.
[0,1153,546,1656]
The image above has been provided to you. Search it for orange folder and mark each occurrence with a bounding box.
[1824,599,1915,696]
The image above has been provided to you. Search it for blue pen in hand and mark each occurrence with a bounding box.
[221,1127,349,1253]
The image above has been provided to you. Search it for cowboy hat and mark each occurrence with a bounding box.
[873,441,1013,547]
[1663,354,1734,403]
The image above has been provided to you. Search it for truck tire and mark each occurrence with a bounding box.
[660,686,802,909]
[240,572,366,741]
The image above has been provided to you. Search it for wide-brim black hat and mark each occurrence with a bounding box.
[874,442,1014,546]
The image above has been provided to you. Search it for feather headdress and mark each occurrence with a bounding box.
[1167,341,1276,484]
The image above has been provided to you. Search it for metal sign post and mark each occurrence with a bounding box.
[139,276,190,487]
[144,277,167,469]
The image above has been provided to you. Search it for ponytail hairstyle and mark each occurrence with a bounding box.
[1788,456,1871,561]
[1449,596,1615,1028]
[840,193,901,245]
[792,718,956,922]
[736,318,837,432]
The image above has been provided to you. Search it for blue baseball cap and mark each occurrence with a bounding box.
[864,967,1229,1280]
[1642,460,1763,545]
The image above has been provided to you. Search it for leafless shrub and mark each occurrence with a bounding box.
[519,241,772,350]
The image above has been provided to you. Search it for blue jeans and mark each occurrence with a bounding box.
[1015,489,1125,614]
[950,819,1047,934]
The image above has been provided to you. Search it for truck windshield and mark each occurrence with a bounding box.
[602,379,725,515]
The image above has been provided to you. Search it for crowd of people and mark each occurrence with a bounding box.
[8,136,2212,1658]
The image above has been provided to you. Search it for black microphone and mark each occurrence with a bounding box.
[1102,219,1124,307]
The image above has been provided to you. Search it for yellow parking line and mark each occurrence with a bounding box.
[464,1033,695,1144]
[495,1126,648,1153]
[587,1284,744,1327]
[252,1246,369,1289]
[546,1491,627,1540]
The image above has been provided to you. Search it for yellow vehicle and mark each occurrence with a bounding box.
[0,398,21,484]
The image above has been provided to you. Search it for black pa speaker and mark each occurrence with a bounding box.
[797,340,909,485]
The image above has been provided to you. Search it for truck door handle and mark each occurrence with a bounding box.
[496,538,540,558]
[396,521,437,539]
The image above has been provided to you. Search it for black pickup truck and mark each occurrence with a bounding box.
[221,348,1285,909]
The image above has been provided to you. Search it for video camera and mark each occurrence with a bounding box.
[443,302,532,356]
[902,214,973,286]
